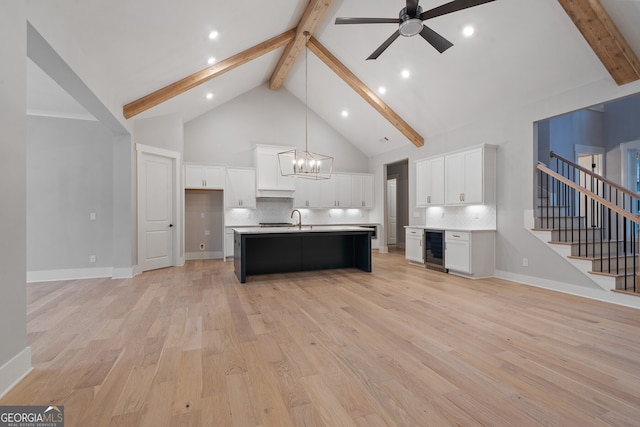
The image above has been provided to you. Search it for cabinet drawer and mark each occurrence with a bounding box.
[445,231,469,241]
[406,229,422,236]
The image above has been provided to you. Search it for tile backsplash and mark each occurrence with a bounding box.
[424,205,496,230]
[225,198,370,226]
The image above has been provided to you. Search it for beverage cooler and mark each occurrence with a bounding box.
[424,230,446,272]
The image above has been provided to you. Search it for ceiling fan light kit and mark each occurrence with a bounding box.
[399,6,424,37]
[335,0,496,60]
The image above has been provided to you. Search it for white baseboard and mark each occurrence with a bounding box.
[0,347,32,399]
[494,270,640,310]
[112,267,134,279]
[185,251,224,260]
[27,267,113,283]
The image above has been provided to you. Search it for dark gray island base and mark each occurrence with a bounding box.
[233,226,373,283]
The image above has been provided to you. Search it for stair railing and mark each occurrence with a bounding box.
[537,162,640,293]
[549,151,640,215]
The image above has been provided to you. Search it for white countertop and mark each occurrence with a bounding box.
[233,225,373,234]
[404,225,496,232]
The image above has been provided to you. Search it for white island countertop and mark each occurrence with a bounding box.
[404,226,496,232]
[233,225,373,234]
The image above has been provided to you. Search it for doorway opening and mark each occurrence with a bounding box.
[385,159,409,253]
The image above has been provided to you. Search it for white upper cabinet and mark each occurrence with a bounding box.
[444,145,496,206]
[254,145,296,196]
[185,164,224,189]
[332,174,352,208]
[294,177,333,208]
[225,168,256,208]
[351,174,374,209]
[416,156,444,207]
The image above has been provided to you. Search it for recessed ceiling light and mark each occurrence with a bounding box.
[341,110,349,118]
[206,92,214,100]
[207,57,216,65]
[208,31,219,40]
[378,86,387,95]
[463,25,475,37]
[401,69,410,79]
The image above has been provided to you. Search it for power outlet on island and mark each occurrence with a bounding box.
[522,258,528,267]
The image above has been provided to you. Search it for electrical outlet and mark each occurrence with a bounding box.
[201,212,205,219]
[205,230,210,236]
[89,255,96,263]
[89,212,96,220]
[522,258,528,267]
[199,243,205,251]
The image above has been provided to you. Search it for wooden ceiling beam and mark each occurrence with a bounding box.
[557,0,640,85]
[269,0,334,90]
[307,36,424,147]
[123,29,296,119]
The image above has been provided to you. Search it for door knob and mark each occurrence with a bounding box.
[169,224,174,228]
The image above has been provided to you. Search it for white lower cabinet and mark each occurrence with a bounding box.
[405,228,424,264]
[444,232,470,273]
[225,229,234,258]
[445,230,495,278]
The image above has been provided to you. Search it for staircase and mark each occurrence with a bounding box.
[530,152,640,295]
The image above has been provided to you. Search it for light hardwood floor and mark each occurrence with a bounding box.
[3,251,640,426]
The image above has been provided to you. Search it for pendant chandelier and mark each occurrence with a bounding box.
[279,31,333,180]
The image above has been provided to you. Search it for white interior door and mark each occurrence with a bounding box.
[387,178,397,245]
[578,152,603,228]
[140,152,174,271]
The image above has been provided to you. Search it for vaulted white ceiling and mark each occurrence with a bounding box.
[26,0,640,157]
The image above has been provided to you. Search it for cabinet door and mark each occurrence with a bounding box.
[225,168,256,208]
[461,148,483,204]
[255,146,295,191]
[417,157,444,206]
[185,165,204,189]
[405,229,424,263]
[294,178,310,207]
[351,175,374,209]
[225,230,234,257]
[333,174,352,208]
[445,148,484,205]
[203,166,224,189]
[445,232,470,273]
[445,153,466,205]
[416,160,429,207]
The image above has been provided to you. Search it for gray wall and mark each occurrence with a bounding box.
[184,84,369,173]
[604,95,640,149]
[0,0,29,388]
[27,116,114,271]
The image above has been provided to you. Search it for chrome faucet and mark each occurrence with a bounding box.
[291,209,302,229]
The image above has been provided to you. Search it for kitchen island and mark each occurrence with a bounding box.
[233,226,373,283]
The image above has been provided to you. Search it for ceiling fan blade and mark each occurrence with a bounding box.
[406,0,420,16]
[420,0,495,21]
[419,26,453,53]
[335,17,400,25]
[367,30,401,60]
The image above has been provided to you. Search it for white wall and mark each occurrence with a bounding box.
[27,116,114,273]
[370,76,640,305]
[133,113,184,155]
[184,84,369,172]
[0,0,31,397]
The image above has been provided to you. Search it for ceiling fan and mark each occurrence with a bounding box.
[335,0,496,60]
